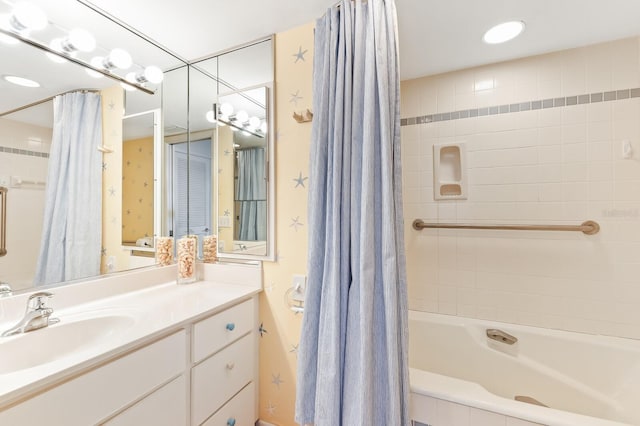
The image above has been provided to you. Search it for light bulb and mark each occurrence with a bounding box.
[143,66,163,84]
[260,121,267,134]
[45,39,68,63]
[220,103,233,116]
[0,15,19,44]
[103,48,132,70]
[205,110,215,123]
[86,56,104,78]
[10,2,47,32]
[235,110,248,124]
[248,116,260,130]
[62,28,95,52]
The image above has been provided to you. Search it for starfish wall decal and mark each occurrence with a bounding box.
[293,46,308,63]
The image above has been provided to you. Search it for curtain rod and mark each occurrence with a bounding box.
[0,89,101,118]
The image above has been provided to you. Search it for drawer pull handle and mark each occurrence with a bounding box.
[226,362,235,370]
[227,418,236,426]
[226,323,235,331]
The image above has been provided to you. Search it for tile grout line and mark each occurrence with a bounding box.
[401,87,640,127]
[0,145,50,158]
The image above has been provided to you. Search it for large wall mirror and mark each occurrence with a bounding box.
[187,40,275,260]
[0,0,275,294]
[0,0,185,292]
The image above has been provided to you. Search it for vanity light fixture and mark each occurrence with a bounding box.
[8,1,47,33]
[220,103,234,117]
[85,56,104,78]
[46,39,72,63]
[127,66,164,85]
[235,110,249,124]
[101,48,132,70]
[260,121,267,134]
[248,116,261,130]
[483,21,525,44]
[60,29,96,53]
[3,74,40,87]
[205,110,216,123]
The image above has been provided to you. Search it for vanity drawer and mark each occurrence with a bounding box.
[105,374,187,426]
[0,330,186,426]
[193,298,255,362]
[201,382,256,426]
[192,333,255,426]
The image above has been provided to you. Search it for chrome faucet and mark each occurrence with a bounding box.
[486,328,518,345]
[1,292,60,337]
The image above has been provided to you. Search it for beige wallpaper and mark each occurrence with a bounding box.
[100,86,128,274]
[259,22,314,425]
[122,136,154,243]
[217,126,235,248]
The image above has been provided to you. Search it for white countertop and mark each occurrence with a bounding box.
[0,263,261,409]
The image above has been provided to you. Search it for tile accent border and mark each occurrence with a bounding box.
[401,87,640,126]
[0,145,49,158]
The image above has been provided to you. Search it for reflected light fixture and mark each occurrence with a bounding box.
[248,116,260,130]
[9,1,47,33]
[483,21,525,44]
[46,38,71,63]
[60,28,96,53]
[126,66,164,85]
[205,110,215,123]
[101,48,132,70]
[3,74,40,87]
[85,56,104,78]
[235,110,249,124]
[260,121,267,134]
[220,103,233,117]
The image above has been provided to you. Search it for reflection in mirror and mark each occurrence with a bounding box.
[0,0,185,292]
[121,109,161,269]
[216,87,269,256]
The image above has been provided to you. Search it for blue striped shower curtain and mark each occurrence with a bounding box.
[34,92,103,286]
[295,0,409,424]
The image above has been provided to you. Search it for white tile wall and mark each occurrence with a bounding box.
[0,118,52,291]
[401,37,640,340]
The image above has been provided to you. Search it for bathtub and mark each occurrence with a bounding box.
[408,311,640,426]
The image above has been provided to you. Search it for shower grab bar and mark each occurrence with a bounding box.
[412,219,600,235]
[0,186,7,256]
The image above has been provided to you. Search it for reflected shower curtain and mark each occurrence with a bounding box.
[295,0,409,425]
[236,148,266,241]
[34,92,103,286]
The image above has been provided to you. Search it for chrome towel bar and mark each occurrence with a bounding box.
[412,219,600,235]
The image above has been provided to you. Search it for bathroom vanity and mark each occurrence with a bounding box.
[0,263,261,426]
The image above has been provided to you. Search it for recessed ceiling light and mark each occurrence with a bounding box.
[3,75,40,87]
[483,21,525,44]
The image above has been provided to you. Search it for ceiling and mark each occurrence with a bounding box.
[2,0,640,131]
[84,0,640,80]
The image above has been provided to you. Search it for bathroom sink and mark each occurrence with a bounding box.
[0,313,136,375]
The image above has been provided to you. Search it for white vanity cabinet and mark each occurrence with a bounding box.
[0,295,259,426]
[0,330,187,425]
[192,298,258,426]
